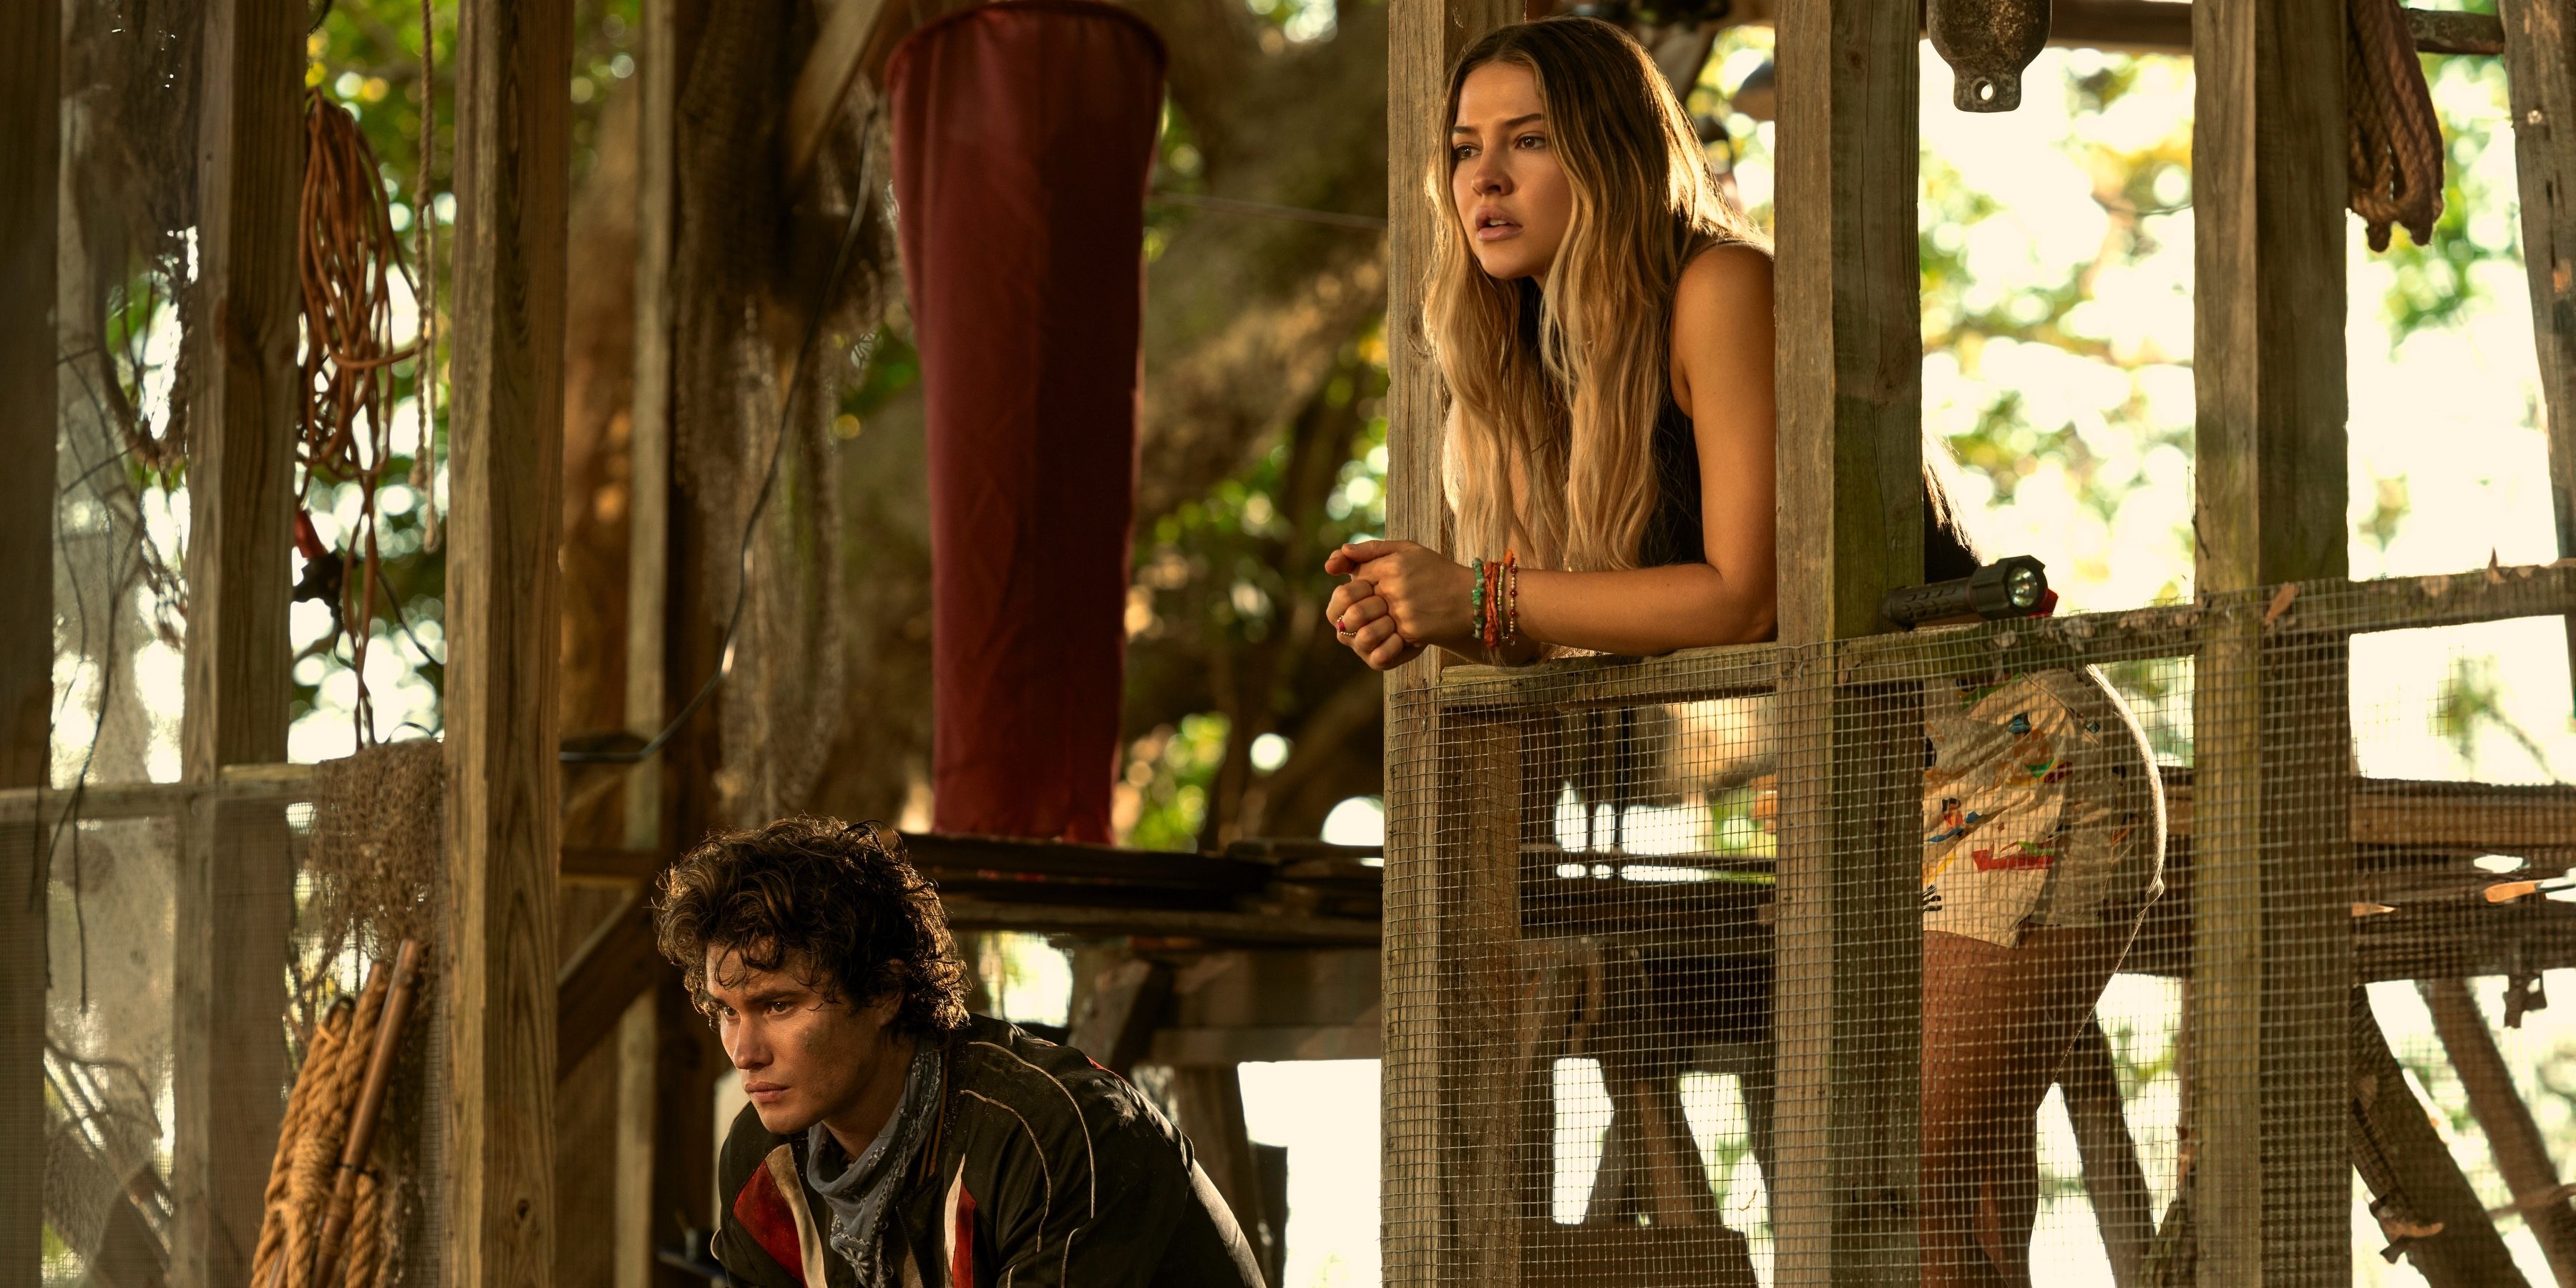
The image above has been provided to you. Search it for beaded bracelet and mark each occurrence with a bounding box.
[1500,549,1519,646]
[1469,557,1488,645]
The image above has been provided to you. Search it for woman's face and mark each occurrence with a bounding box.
[1451,61,1573,283]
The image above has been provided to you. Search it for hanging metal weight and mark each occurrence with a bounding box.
[1928,0,2051,112]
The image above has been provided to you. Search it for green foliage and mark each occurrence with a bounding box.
[2436,654,2558,776]
[1121,712,1232,852]
[2371,54,2522,349]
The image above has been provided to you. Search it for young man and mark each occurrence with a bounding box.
[653,817,1267,1287]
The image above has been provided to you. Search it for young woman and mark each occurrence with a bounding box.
[1325,19,2162,1287]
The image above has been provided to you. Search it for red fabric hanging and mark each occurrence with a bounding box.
[889,1,1165,842]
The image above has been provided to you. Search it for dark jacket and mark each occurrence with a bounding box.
[713,1015,1265,1288]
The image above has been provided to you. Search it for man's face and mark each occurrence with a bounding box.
[704,947,902,1137]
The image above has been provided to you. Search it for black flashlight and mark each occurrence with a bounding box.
[1880,555,2050,628]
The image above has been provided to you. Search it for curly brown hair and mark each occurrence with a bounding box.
[653,817,970,1037]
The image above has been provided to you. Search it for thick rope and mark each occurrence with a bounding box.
[341,1169,386,1288]
[279,966,388,1288]
[2348,0,2445,251]
[298,966,389,1288]
[253,1005,351,1287]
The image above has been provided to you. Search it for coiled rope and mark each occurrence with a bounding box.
[2348,0,2446,251]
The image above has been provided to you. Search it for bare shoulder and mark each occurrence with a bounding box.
[1672,242,1774,328]
[1669,243,1775,418]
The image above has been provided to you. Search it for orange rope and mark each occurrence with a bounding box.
[299,88,421,743]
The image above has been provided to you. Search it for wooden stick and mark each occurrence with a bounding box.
[312,940,426,1288]
[2421,977,2576,1287]
[2060,1017,2153,1288]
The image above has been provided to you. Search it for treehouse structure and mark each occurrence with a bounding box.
[11,1,2576,1288]
[1375,3,2576,1287]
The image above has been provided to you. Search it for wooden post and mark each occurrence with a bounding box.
[1770,1,1923,1284]
[0,3,59,1282]
[614,1,683,1282]
[173,2,303,1286]
[1442,713,1533,1287]
[2498,0,2576,716]
[1381,5,1513,1287]
[447,0,570,1282]
[2190,0,2351,1283]
[2421,977,2576,1286]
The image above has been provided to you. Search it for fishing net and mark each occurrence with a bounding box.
[670,0,897,826]
[33,753,447,1288]
[1384,564,2576,1285]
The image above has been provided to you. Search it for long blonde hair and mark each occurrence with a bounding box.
[1430,18,1764,572]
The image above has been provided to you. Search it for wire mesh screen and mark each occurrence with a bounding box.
[1382,565,2576,1287]
[29,753,447,1288]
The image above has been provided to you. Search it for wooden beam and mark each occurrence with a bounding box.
[616,4,679,1276]
[2039,2,2500,57]
[779,0,892,192]
[2499,0,2576,719]
[2061,1018,2154,1288]
[1770,0,1923,1282]
[1381,9,1523,1288]
[171,3,304,1286]
[0,0,57,1279]
[1713,1,2503,58]
[1147,1023,1381,1065]
[447,0,571,1280]
[628,0,679,886]
[1066,957,1173,1075]
[2420,977,2576,1287]
[2348,990,2527,1286]
[613,996,657,1288]
[558,893,659,1083]
[2191,0,2352,1282]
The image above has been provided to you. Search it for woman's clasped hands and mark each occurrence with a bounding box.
[1323,540,1477,671]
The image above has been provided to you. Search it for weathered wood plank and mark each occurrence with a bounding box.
[1432,562,2576,713]
[628,0,680,866]
[1068,957,1174,1075]
[1715,1,2502,57]
[1772,6,1922,645]
[615,5,680,1276]
[779,0,892,190]
[171,2,304,1285]
[613,997,658,1288]
[2499,0,2576,716]
[447,0,571,1281]
[1385,0,1503,1255]
[2062,1018,2153,1288]
[1770,0,1923,1281]
[2348,990,2527,1286]
[1442,711,1540,1287]
[2191,0,2353,1282]
[2420,977,2576,1286]
[557,893,658,1083]
[1147,1023,1380,1065]
[942,898,1380,944]
[0,0,58,1279]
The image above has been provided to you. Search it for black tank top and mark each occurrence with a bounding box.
[1638,390,1704,569]
[1636,389,1979,576]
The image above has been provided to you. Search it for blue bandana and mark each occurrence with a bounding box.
[804,1039,943,1287]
